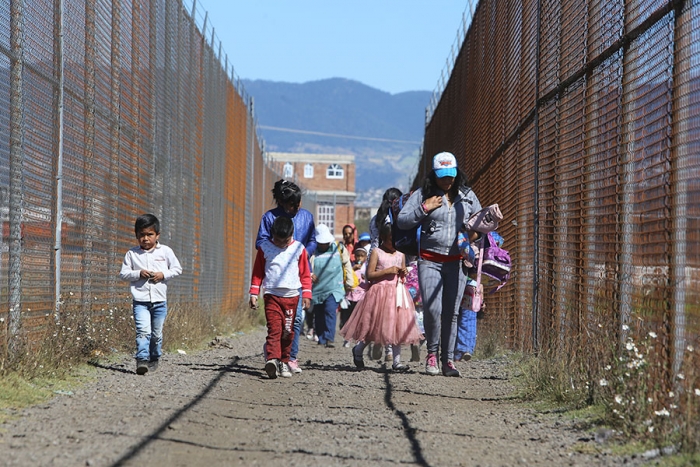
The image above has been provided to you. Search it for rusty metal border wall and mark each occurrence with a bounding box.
[0,0,271,348]
[420,0,699,376]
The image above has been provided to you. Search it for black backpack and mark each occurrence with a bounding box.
[387,193,421,257]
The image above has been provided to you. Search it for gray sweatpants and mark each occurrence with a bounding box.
[417,258,468,363]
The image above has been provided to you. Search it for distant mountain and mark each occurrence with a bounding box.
[242,78,430,204]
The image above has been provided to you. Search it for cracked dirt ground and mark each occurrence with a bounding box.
[1,328,647,466]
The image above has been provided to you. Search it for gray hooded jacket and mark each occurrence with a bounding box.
[396,187,481,257]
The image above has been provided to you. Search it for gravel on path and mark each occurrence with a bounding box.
[0,327,647,466]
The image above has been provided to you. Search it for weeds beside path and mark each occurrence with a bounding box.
[1,327,650,466]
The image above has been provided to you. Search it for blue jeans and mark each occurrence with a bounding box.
[313,295,338,345]
[133,301,168,362]
[290,294,304,361]
[455,308,477,357]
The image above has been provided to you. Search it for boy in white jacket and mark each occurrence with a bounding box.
[119,214,182,375]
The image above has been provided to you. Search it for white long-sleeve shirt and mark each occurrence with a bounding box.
[119,243,182,302]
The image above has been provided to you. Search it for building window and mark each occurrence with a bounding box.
[317,203,335,236]
[326,163,344,179]
[304,163,314,178]
[283,162,293,179]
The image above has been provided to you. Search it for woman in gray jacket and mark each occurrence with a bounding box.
[396,152,481,376]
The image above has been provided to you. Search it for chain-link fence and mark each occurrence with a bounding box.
[0,0,274,351]
[419,0,699,379]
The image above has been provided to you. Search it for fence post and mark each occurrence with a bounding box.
[53,0,65,316]
[110,0,122,304]
[530,0,543,353]
[81,0,97,315]
[8,0,25,353]
[244,97,255,291]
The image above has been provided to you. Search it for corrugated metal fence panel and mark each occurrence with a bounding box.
[19,0,56,326]
[0,0,264,344]
[671,0,700,366]
[421,0,700,383]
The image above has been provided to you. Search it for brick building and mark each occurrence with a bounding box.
[266,152,356,240]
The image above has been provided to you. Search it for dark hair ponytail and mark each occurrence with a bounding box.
[375,187,402,230]
[272,179,302,207]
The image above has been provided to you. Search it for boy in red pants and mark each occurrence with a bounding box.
[249,217,312,379]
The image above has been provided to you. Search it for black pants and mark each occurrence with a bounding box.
[339,300,358,331]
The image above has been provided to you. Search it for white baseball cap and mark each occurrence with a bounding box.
[433,151,458,178]
[314,224,335,244]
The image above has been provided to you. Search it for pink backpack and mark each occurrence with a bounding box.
[472,232,511,312]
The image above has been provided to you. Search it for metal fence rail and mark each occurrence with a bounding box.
[0,0,272,349]
[420,0,699,377]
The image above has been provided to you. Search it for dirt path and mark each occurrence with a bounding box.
[1,328,646,466]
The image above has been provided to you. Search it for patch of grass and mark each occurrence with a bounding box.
[649,453,700,466]
[0,297,257,421]
[0,369,94,424]
[164,299,265,353]
[473,321,506,359]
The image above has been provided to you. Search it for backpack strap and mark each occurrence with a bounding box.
[475,235,484,291]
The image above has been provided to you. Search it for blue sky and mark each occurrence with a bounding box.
[194,1,471,95]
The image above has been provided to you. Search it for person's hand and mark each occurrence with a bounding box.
[302,298,311,310]
[249,295,258,309]
[398,267,408,278]
[140,269,154,280]
[386,266,401,276]
[149,271,165,283]
[423,195,443,212]
[311,273,318,284]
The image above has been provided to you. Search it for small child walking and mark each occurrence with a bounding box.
[340,224,422,370]
[119,214,182,375]
[341,246,369,347]
[249,217,312,379]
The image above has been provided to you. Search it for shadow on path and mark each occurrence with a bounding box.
[89,361,134,375]
[383,371,431,467]
[110,356,239,466]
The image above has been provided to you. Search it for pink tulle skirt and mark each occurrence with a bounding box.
[340,281,422,346]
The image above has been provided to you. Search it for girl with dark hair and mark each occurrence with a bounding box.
[396,152,481,377]
[340,224,422,371]
[340,224,358,262]
[369,187,402,254]
[256,179,317,374]
[367,187,403,361]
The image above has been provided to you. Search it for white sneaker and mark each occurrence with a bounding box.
[279,362,292,378]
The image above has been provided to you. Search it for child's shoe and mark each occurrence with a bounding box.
[342,340,351,348]
[425,353,439,376]
[136,359,149,375]
[352,343,365,369]
[454,351,472,362]
[305,329,315,340]
[279,362,292,378]
[442,360,461,377]
[265,359,279,379]
[384,352,393,362]
[288,359,302,374]
[148,359,159,372]
[392,363,409,372]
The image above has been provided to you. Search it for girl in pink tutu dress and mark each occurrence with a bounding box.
[340,224,423,371]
